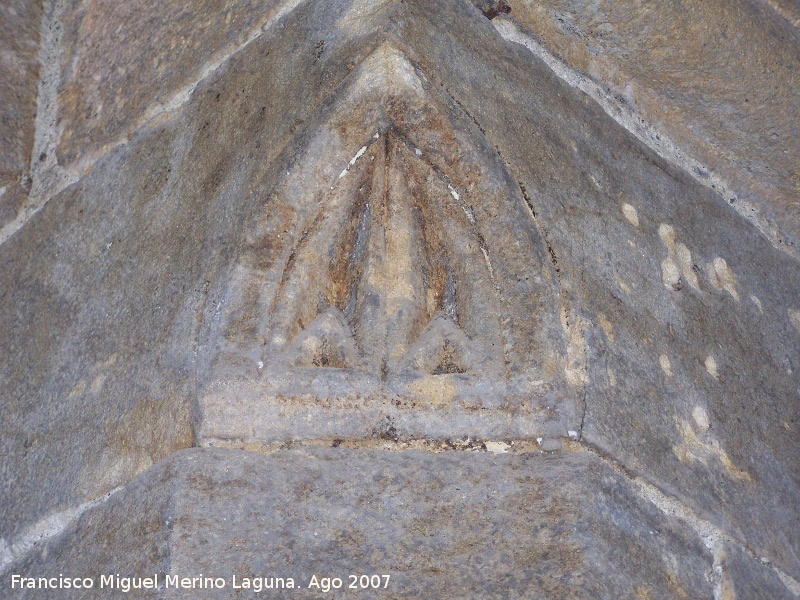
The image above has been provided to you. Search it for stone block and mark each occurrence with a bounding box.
[476,0,800,256]
[0,0,43,228]
[53,0,298,169]
[7,448,714,599]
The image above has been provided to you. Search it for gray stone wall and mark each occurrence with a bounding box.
[1,0,798,597]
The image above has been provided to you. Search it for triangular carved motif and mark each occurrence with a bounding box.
[199,45,575,443]
[282,307,360,369]
[402,314,484,376]
[263,131,505,380]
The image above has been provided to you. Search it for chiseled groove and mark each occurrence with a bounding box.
[0,0,308,249]
[3,436,798,597]
[492,15,798,263]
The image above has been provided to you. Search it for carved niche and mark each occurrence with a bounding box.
[198,45,575,443]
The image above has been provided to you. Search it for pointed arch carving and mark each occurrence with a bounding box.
[199,45,575,442]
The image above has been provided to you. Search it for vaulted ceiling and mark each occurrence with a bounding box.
[1,0,799,596]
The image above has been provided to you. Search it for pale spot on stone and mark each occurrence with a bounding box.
[568,430,579,439]
[301,337,320,354]
[704,355,718,379]
[540,438,563,452]
[672,417,751,482]
[621,203,639,226]
[659,354,673,377]
[561,307,588,386]
[607,367,616,387]
[597,312,614,342]
[705,262,722,290]
[90,374,106,394]
[788,308,800,332]
[448,183,460,201]
[692,405,710,432]
[485,441,509,454]
[68,379,87,398]
[749,295,763,313]
[99,353,118,368]
[633,586,653,600]
[480,247,494,280]
[658,225,702,292]
[712,257,739,301]
[658,223,676,252]
[661,257,681,290]
[409,375,457,405]
[674,243,699,290]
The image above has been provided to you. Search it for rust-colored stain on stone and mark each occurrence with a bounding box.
[1,0,799,595]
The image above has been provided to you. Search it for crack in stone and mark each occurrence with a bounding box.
[516,178,588,441]
[492,15,799,264]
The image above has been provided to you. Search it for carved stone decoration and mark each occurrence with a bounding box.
[198,45,576,444]
[5,0,800,589]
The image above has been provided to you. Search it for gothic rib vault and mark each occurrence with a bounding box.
[1,0,799,597]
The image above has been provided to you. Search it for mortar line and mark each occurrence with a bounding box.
[0,487,122,576]
[0,0,308,249]
[757,0,800,28]
[3,436,798,595]
[491,15,797,263]
[566,439,800,598]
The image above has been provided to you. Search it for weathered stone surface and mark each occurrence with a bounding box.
[1,0,390,546]
[391,0,800,577]
[720,544,796,600]
[0,119,196,543]
[52,0,298,170]
[1,0,798,595]
[479,0,800,256]
[8,448,714,599]
[0,0,43,227]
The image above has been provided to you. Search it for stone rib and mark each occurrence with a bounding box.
[0,0,308,249]
[492,15,798,263]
